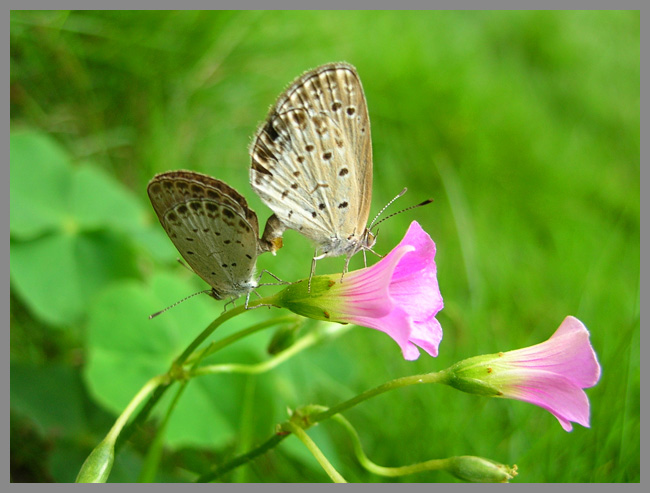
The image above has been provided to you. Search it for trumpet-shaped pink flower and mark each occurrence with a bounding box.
[445,316,601,431]
[273,221,444,360]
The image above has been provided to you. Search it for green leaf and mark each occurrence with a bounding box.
[71,164,147,233]
[10,362,88,437]
[10,131,73,239]
[10,230,139,326]
[84,273,242,448]
[10,130,149,325]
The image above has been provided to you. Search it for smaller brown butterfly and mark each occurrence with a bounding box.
[147,170,284,311]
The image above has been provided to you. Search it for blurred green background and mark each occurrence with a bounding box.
[10,10,639,483]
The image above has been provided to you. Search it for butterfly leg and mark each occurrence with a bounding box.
[256,269,291,285]
[308,253,319,292]
[223,297,237,313]
[367,247,384,259]
[340,254,354,283]
[244,290,277,310]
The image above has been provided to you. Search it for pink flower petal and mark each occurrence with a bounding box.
[503,371,591,432]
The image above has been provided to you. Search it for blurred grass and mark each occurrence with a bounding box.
[10,10,639,482]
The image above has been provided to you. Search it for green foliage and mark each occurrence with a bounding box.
[10,10,639,483]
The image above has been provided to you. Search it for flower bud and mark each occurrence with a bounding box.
[446,456,517,483]
[75,438,115,483]
[267,320,303,355]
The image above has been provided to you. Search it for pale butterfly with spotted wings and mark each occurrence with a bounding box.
[250,62,429,279]
[147,170,283,315]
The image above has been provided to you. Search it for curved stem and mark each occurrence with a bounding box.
[189,323,349,378]
[118,295,279,450]
[197,371,448,482]
[285,421,347,483]
[184,315,300,365]
[332,414,448,477]
[106,374,168,445]
[173,296,276,365]
[310,372,446,424]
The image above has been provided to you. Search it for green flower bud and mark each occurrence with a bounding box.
[447,456,517,483]
[76,438,115,483]
[267,320,303,355]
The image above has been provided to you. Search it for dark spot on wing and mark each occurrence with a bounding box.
[264,120,279,141]
[252,157,273,175]
[338,201,348,209]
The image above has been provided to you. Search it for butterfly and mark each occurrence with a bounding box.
[147,170,283,308]
[249,62,376,279]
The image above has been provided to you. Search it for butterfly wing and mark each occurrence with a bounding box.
[147,171,260,297]
[250,62,373,257]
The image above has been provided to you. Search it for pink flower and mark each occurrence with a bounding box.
[273,221,444,360]
[445,316,601,431]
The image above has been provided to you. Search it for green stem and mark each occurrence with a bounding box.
[106,374,168,445]
[138,378,189,482]
[195,433,288,482]
[310,371,447,424]
[189,323,348,377]
[117,295,280,449]
[197,370,449,482]
[184,315,300,365]
[285,421,347,483]
[332,414,448,477]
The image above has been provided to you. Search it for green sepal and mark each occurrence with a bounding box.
[272,276,344,322]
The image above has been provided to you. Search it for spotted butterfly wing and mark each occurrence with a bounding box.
[147,170,281,300]
[250,62,374,264]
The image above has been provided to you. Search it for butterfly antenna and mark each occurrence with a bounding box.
[370,197,434,232]
[148,290,211,319]
[368,188,408,230]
